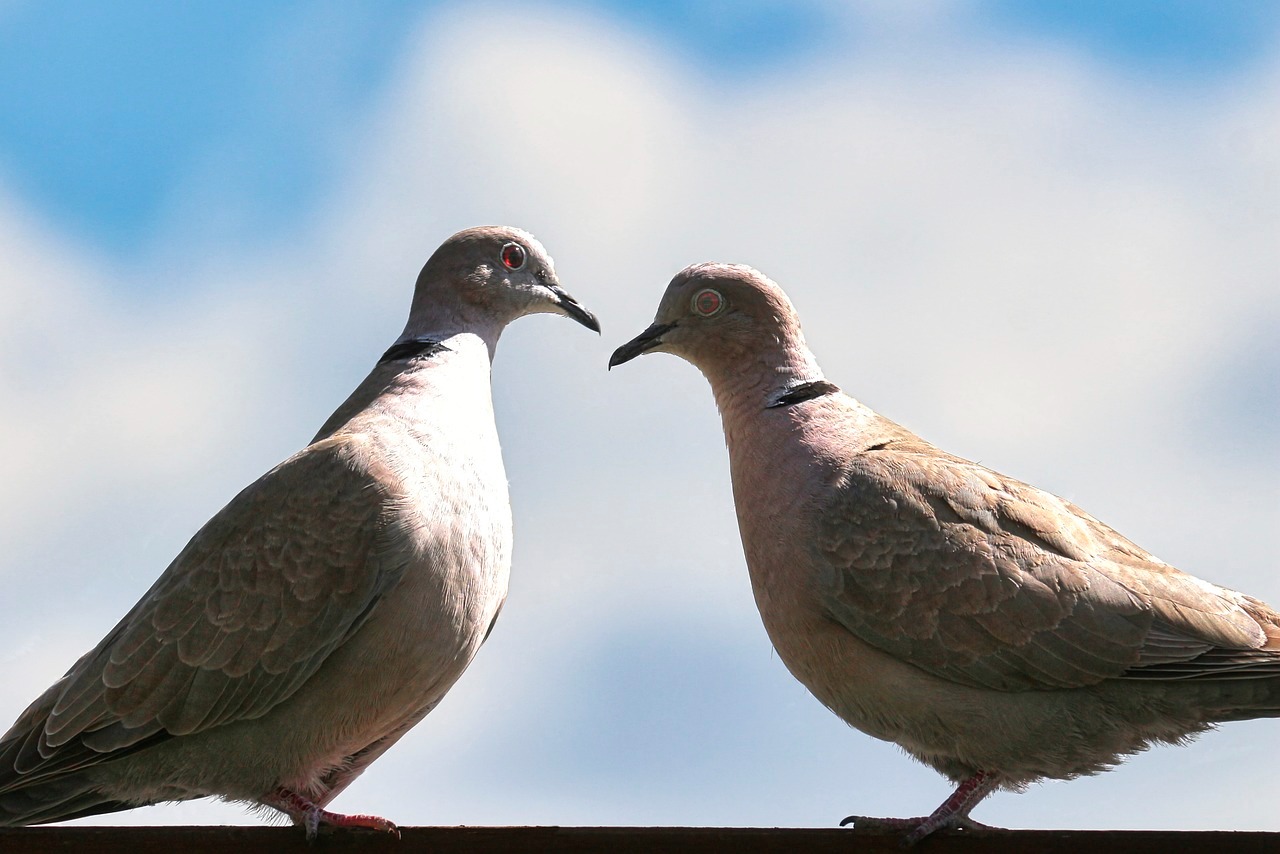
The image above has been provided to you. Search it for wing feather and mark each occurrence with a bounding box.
[0,435,407,793]
[815,440,1279,692]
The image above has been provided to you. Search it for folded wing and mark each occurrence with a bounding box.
[0,436,408,792]
[815,439,1279,692]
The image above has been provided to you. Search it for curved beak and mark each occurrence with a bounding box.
[608,321,675,369]
[546,284,601,333]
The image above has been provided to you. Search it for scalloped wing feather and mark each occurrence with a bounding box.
[0,436,405,793]
[815,443,1276,692]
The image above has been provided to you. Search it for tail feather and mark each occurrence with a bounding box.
[1201,672,1280,724]
[0,774,139,827]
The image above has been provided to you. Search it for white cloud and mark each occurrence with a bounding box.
[0,1,1277,833]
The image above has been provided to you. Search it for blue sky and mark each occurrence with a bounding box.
[0,0,1278,835]
[2,1,1277,258]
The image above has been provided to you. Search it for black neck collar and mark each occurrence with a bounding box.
[766,379,840,409]
[377,338,450,366]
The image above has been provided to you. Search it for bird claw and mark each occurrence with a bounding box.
[301,807,400,840]
[303,808,321,840]
[841,813,997,847]
[841,770,1001,845]
[266,787,400,841]
[839,814,913,830]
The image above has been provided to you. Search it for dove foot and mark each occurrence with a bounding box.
[840,770,1000,846]
[266,787,401,841]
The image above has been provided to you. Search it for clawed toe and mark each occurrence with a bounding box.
[841,811,1001,847]
[841,770,1003,845]
[265,787,400,841]
[308,810,400,839]
[840,814,922,831]
[299,807,400,841]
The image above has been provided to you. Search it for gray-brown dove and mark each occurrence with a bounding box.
[609,262,1280,844]
[0,225,599,836]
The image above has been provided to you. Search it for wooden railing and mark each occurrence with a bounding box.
[1,826,1276,853]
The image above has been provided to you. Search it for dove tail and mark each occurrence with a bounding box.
[1204,672,1280,724]
[0,773,140,826]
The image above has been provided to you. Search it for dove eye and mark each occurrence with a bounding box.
[692,288,725,317]
[500,243,526,271]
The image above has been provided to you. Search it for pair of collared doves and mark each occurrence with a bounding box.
[4,236,1275,842]
[610,263,1280,844]
[0,226,599,836]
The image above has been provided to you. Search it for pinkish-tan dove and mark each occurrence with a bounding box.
[609,262,1280,844]
[0,226,599,837]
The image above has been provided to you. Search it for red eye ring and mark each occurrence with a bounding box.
[692,288,725,317]
[500,242,526,271]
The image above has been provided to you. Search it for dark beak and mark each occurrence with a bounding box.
[608,322,675,369]
[547,284,601,333]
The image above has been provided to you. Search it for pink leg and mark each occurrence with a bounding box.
[264,787,400,840]
[840,770,1000,846]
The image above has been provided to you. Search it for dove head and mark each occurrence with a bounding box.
[402,225,599,348]
[609,263,824,396]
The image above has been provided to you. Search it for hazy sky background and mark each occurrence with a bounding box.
[1,0,1278,833]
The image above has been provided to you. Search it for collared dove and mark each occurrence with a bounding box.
[0,225,599,836]
[609,262,1280,844]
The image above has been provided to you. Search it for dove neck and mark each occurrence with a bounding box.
[703,342,826,418]
[310,333,494,443]
[399,315,504,361]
